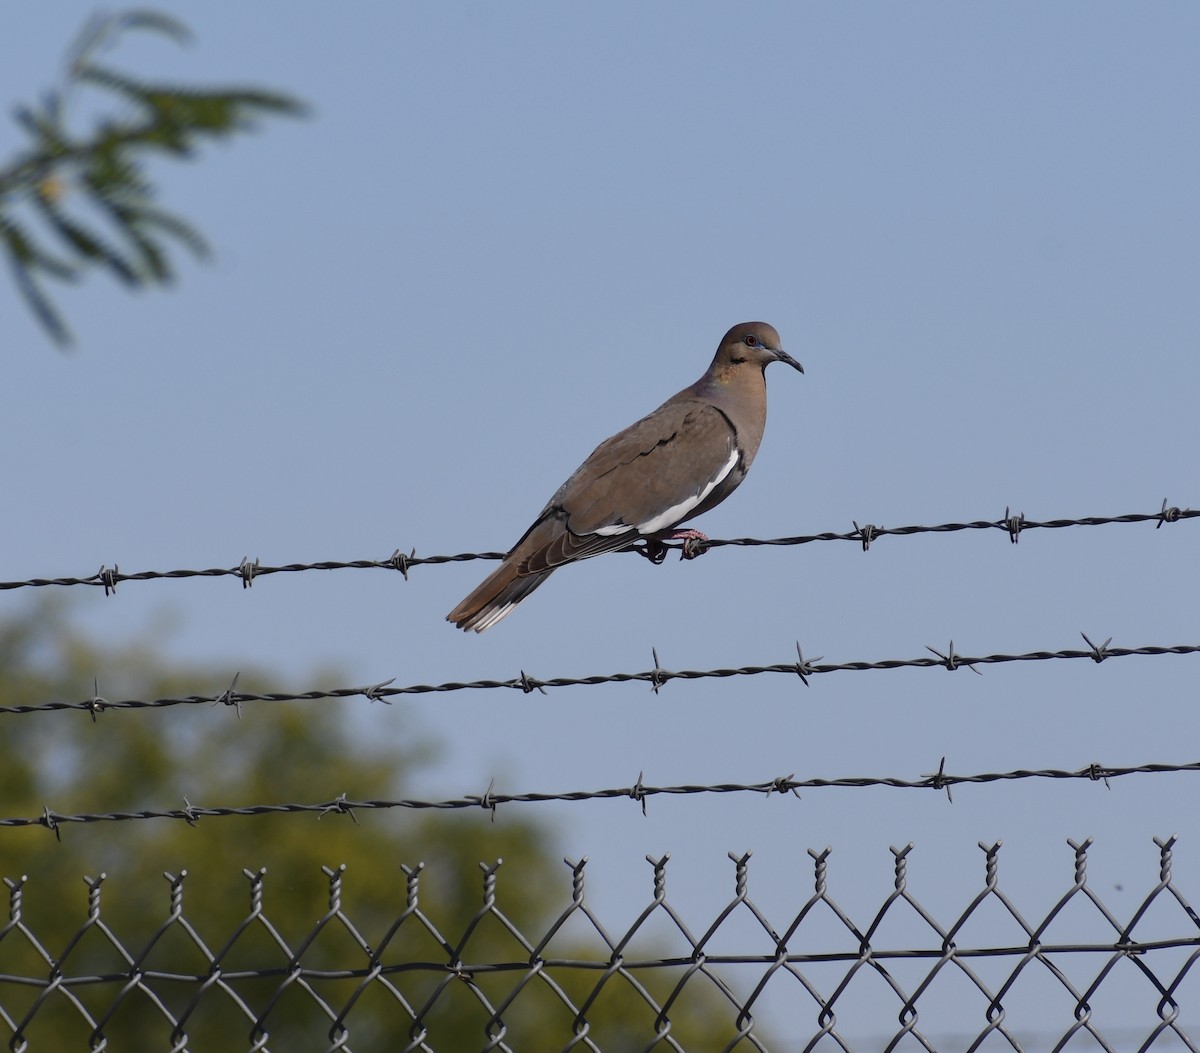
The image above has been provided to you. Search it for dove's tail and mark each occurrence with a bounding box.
[446,557,554,632]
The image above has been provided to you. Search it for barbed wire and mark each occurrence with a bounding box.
[1,633,1196,718]
[4,755,1199,833]
[0,500,1192,594]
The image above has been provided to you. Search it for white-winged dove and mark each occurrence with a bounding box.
[448,321,803,632]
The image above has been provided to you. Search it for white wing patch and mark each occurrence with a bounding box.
[591,448,739,537]
[472,602,516,632]
[592,523,637,536]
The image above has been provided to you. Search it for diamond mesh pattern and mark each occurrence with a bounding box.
[3,838,1198,1051]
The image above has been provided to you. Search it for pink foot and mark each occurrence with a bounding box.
[634,529,711,563]
[666,528,711,561]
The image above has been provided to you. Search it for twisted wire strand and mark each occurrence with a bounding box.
[3,757,1198,831]
[0,502,1191,593]
[1,637,1195,717]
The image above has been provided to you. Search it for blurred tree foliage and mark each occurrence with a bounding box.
[0,10,306,347]
[0,602,764,1051]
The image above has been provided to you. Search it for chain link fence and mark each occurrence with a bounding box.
[3,837,1199,1051]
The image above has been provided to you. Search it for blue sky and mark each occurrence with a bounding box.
[4,3,1199,1043]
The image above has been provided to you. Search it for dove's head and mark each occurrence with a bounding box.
[713,322,803,376]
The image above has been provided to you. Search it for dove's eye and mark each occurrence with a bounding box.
[744,335,759,347]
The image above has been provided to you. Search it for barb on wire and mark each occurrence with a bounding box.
[2,635,1197,717]
[0,501,1192,593]
[2,757,1199,832]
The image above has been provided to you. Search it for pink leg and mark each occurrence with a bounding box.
[664,528,711,560]
[632,529,712,563]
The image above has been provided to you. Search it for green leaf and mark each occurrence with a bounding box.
[66,10,190,79]
[114,9,192,45]
[0,215,77,277]
[125,223,171,283]
[223,87,310,121]
[10,261,71,345]
[123,204,210,260]
[14,104,65,151]
[74,64,153,107]
[34,197,140,286]
[1,222,73,345]
[83,138,151,198]
[102,200,171,283]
